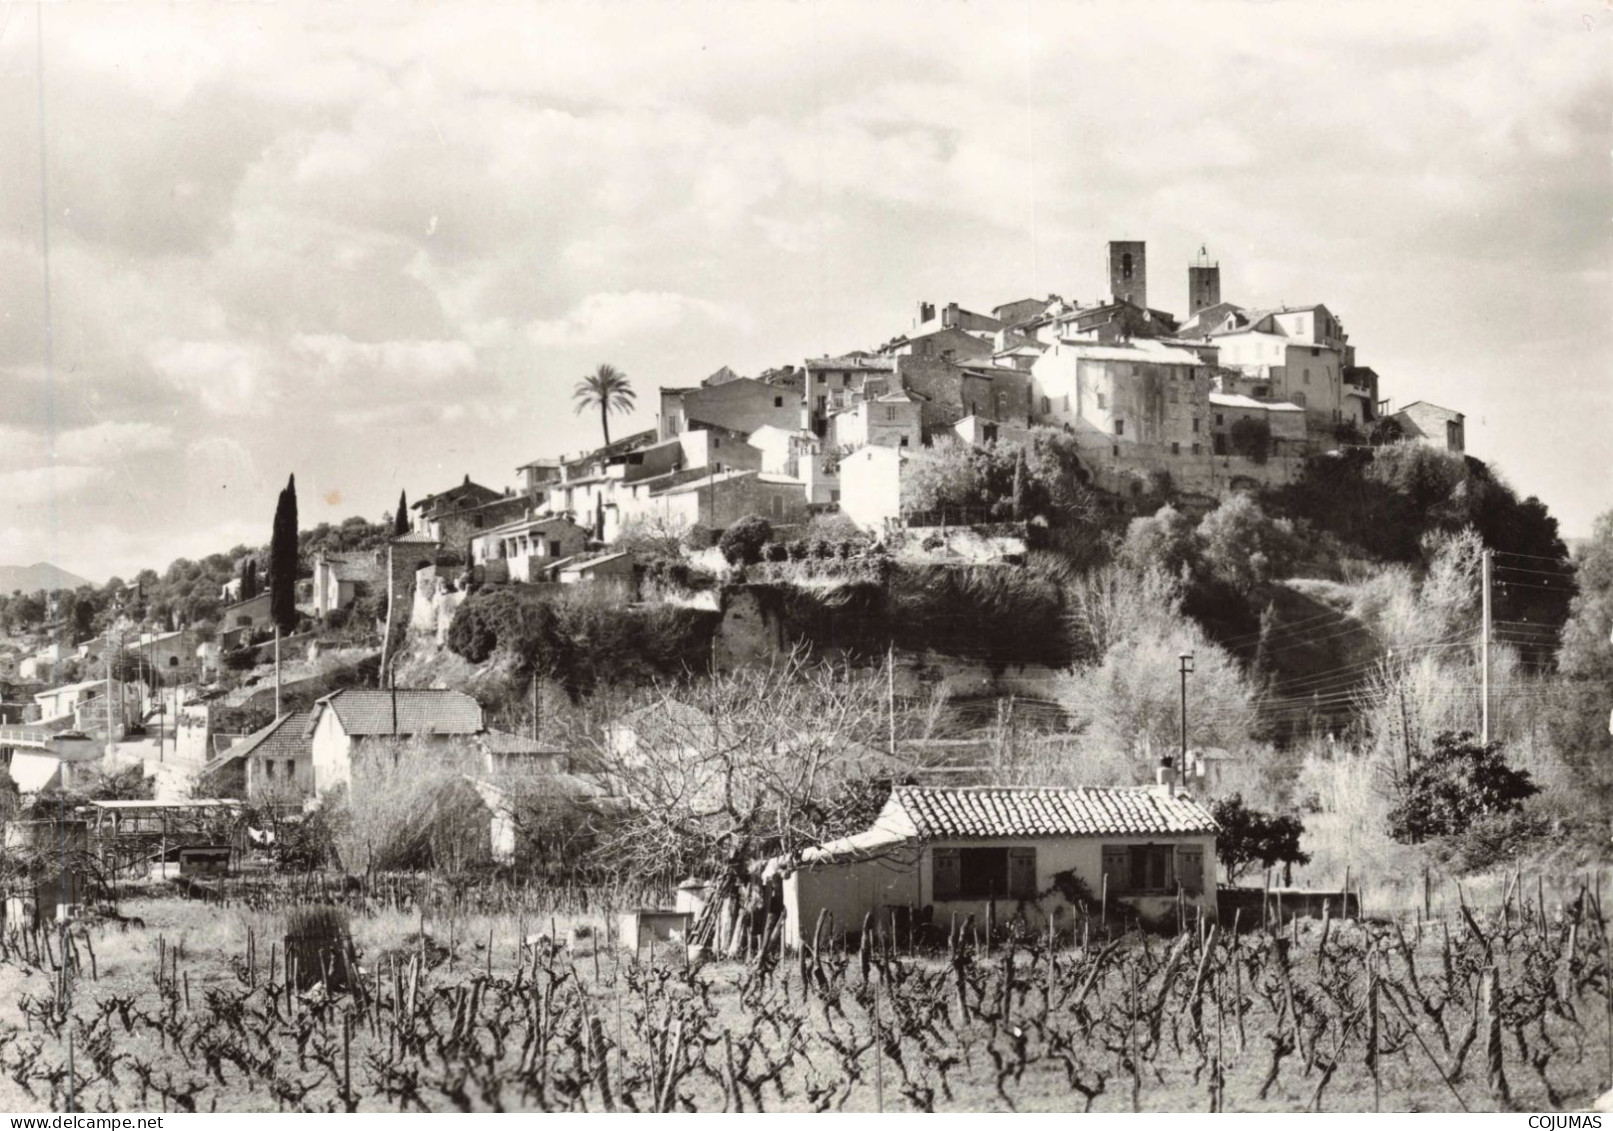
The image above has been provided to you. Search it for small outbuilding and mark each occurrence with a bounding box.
[773,781,1218,946]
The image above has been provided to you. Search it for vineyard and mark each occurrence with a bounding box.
[1,877,1610,1113]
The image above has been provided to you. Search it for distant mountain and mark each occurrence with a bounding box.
[0,563,93,594]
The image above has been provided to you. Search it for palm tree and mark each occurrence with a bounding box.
[573,363,636,447]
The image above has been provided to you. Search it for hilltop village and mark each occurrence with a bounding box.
[0,238,1479,875]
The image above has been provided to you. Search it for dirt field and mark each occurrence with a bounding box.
[0,883,1606,1113]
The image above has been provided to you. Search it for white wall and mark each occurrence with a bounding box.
[785,831,1218,944]
[837,446,903,531]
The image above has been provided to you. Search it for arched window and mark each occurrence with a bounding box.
[1121,252,1134,280]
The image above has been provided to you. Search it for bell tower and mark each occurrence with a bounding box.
[1188,245,1221,316]
[1108,240,1147,309]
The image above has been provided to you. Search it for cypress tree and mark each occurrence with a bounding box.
[240,558,259,601]
[269,474,299,633]
[394,490,409,536]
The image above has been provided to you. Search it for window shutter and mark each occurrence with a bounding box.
[932,848,960,900]
[1101,846,1129,894]
[1008,848,1037,898]
[1177,845,1205,894]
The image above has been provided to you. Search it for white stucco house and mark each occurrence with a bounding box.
[306,687,486,795]
[772,781,1218,946]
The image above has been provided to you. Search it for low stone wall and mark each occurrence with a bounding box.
[1219,885,1361,928]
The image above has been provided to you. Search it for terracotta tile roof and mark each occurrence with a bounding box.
[889,785,1217,839]
[316,688,483,737]
[203,711,312,777]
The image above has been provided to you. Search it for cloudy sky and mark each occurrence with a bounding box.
[0,1,1607,581]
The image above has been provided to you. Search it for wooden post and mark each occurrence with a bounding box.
[1481,966,1511,1110]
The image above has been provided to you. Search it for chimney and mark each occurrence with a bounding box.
[1155,755,1179,795]
[918,301,935,325]
[943,301,960,329]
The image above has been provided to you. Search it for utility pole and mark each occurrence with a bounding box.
[1178,651,1194,775]
[1481,548,1493,745]
[274,624,282,718]
[887,643,896,758]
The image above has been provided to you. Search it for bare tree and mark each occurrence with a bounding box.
[590,650,911,885]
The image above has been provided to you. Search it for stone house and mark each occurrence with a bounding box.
[307,687,485,796]
[201,710,314,803]
[558,552,636,595]
[659,377,803,442]
[469,513,591,584]
[33,679,122,724]
[410,475,505,525]
[1387,401,1465,453]
[1207,305,1352,430]
[644,469,809,531]
[424,493,530,562]
[802,355,896,438]
[219,593,273,634]
[830,390,922,451]
[312,551,384,618]
[1207,393,1308,455]
[772,782,1218,946]
[1030,339,1211,458]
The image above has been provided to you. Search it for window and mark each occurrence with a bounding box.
[1101,844,1202,894]
[284,759,296,781]
[1114,419,1125,437]
[932,846,1037,899]
[1292,392,1307,407]
[1311,347,1321,358]
[1041,396,1051,415]
[1171,441,1180,455]
[549,540,561,557]
[713,437,721,449]
[1169,388,1179,404]
[899,436,909,447]
[1215,413,1224,426]
[1096,392,1107,410]
[885,406,897,422]
[830,489,841,503]
[774,396,784,407]
[1113,445,1120,458]
[169,656,179,667]
[1191,442,1201,456]
[1303,369,1311,384]
[1192,418,1201,433]
[1121,252,1134,280]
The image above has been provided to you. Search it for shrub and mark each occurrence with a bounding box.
[1387,730,1539,845]
[223,646,259,672]
[764,543,789,563]
[718,514,773,565]
[1209,793,1311,883]
[683,524,716,551]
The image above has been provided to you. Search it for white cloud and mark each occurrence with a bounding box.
[149,339,271,416]
[526,291,749,348]
[0,465,106,502]
[54,422,176,462]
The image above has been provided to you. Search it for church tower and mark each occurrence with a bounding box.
[1187,245,1221,316]
[1108,240,1147,309]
